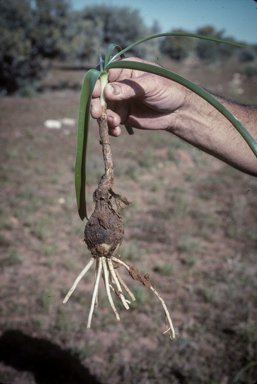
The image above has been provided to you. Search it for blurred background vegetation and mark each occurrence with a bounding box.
[1,0,257,96]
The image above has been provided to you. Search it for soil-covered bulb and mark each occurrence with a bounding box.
[84,193,124,258]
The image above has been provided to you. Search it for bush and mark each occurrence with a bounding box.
[160,28,196,61]
[242,63,257,78]
[196,25,237,61]
[238,48,256,63]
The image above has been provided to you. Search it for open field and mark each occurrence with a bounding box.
[0,57,257,384]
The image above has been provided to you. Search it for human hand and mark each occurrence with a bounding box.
[91,57,188,137]
[91,57,257,176]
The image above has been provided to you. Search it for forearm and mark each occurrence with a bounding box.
[170,90,257,176]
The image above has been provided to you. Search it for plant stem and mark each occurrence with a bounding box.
[98,103,114,192]
[100,72,108,107]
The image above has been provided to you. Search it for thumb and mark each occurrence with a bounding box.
[104,79,144,101]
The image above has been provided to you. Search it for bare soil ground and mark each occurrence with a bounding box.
[0,57,257,384]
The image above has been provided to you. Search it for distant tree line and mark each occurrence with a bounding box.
[0,0,256,95]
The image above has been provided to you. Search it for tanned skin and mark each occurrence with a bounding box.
[91,58,257,176]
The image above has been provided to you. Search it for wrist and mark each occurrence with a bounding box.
[166,88,214,138]
[166,88,257,176]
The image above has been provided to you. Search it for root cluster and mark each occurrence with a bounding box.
[63,254,176,340]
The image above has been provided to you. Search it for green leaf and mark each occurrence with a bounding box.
[233,361,257,383]
[105,60,257,157]
[75,68,101,221]
[109,33,246,63]
[104,44,125,69]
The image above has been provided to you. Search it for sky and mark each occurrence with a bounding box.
[70,0,257,44]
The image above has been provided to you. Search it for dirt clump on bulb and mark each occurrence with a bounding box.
[84,188,129,258]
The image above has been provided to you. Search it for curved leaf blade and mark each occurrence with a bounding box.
[105,60,257,157]
[104,43,125,69]
[75,68,101,221]
[110,33,246,63]
[233,361,257,383]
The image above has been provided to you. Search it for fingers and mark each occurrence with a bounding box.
[93,75,146,103]
[104,79,144,101]
[92,57,158,99]
[92,79,101,98]
[109,126,121,137]
[107,109,121,127]
[91,99,122,137]
[91,99,121,124]
[91,98,101,119]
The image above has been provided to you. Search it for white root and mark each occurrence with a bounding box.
[87,257,103,328]
[102,257,120,321]
[115,269,136,302]
[150,286,176,340]
[94,259,99,308]
[107,258,129,310]
[109,283,115,292]
[112,256,130,271]
[63,257,95,304]
[112,256,175,340]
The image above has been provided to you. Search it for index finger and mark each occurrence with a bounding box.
[92,68,124,98]
[92,79,101,98]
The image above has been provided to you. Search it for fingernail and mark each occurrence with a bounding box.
[107,83,120,95]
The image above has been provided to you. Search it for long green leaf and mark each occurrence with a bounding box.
[75,68,101,221]
[105,60,257,157]
[109,33,246,64]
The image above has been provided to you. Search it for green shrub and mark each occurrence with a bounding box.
[154,264,174,276]
[238,48,256,63]
[242,63,257,78]
[196,25,236,61]
[160,28,196,61]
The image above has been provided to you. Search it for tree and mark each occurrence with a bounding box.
[58,10,103,64]
[0,2,159,94]
[74,5,159,62]
[32,0,71,58]
[0,0,71,94]
[0,0,42,94]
